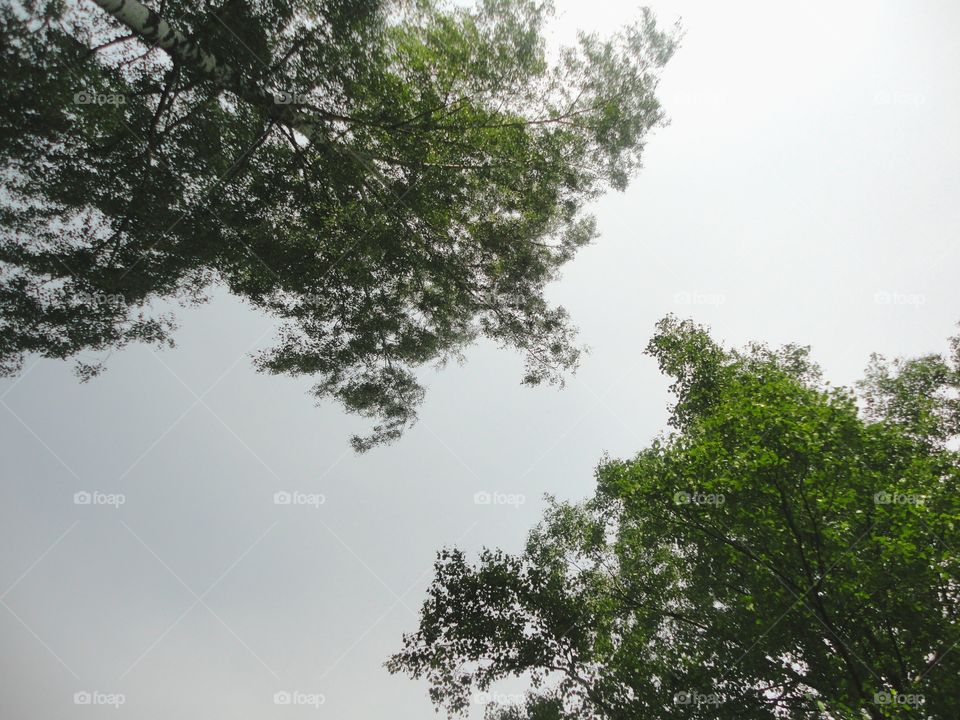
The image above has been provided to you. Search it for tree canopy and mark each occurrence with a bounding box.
[389,316,960,719]
[0,0,678,449]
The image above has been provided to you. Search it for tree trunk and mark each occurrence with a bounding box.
[89,0,318,138]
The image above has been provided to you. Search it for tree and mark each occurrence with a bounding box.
[388,316,960,719]
[0,0,678,450]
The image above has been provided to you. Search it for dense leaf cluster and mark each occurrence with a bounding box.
[389,317,960,719]
[0,0,677,448]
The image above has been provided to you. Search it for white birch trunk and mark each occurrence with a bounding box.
[90,0,318,139]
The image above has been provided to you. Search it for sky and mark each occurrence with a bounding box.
[2,0,959,717]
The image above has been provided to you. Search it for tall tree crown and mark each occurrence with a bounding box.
[389,317,960,719]
[0,0,678,449]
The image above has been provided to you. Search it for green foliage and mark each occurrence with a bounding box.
[389,316,960,719]
[0,0,678,450]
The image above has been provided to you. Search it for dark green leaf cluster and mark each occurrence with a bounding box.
[0,0,678,449]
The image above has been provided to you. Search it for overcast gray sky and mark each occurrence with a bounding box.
[2,0,959,717]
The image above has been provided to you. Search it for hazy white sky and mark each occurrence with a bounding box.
[2,0,959,717]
